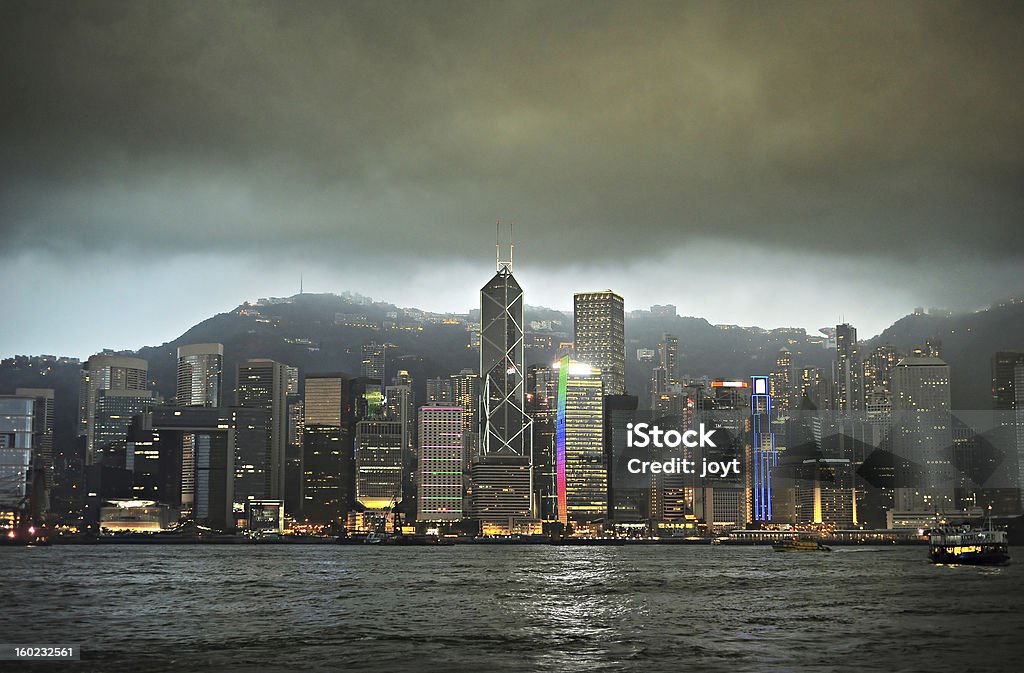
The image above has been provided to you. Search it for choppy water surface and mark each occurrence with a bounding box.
[1,545,1021,672]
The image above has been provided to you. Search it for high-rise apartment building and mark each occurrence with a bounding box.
[659,333,679,385]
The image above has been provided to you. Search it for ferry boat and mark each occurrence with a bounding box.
[772,536,832,552]
[929,523,1009,565]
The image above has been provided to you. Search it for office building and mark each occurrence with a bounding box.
[527,365,558,520]
[659,333,679,385]
[93,389,160,467]
[0,397,34,522]
[176,344,223,407]
[750,376,778,522]
[834,323,862,414]
[473,240,533,529]
[79,354,149,465]
[992,352,1024,410]
[768,348,794,413]
[361,343,387,381]
[355,419,404,514]
[554,357,605,524]
[891,355,954,513]
[416,406,464,522]
[302,374,350,526]
[15,388,54,493]
[573,290,626,396]
[426,377,453,405]
[236,359,289,504]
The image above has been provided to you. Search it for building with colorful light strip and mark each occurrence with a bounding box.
[555,356,605,525]
[750,375,778,522]
[416,406,464,521]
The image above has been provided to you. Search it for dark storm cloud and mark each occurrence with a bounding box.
[1,0,1022,266]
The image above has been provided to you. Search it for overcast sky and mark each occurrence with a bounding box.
[2,1,1022,359]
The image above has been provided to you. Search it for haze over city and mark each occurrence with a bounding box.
[2,1,1022,356]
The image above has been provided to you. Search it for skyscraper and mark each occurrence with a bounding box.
[302,374,349,526]
[573,290,626,396]
[863,344,899,397]
[426,377,453,405]
[450,369,479,436]
[659,333,679,384]
[79,354,149,465]
[750,376,778,522]
[355,419,404,512]
[16,388,54,493]
[176,344,223,407]
[236,359,289,504]
[892,354,954,513]
[416,406,464,522]
[385,374,416,518]
[360,343,387,381]
[527,364,558,520]
[834,323,862,414]
[0,396,34,522]
[554,357,605,525]
[992,352,1024,411]
[472,232,533,530]
[175,344,223,513]
[768,348,794,413]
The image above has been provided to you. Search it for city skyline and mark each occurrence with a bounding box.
[2,1,1023,357]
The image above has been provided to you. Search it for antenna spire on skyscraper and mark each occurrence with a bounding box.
[495,219,514,272]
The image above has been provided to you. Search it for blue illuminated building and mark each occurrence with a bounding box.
[750,376,778,521]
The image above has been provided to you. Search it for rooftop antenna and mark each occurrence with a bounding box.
[496,219,514,272]
[510,220,514,271]
[300,273,304,295]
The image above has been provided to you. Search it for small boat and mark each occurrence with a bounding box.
[929,521,1009,565]
[772,536,831,552]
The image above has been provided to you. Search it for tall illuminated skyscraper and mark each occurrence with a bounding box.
[750,376,778,522]
[768,348,794,412]
[416,406,464,522]
[555,356,605,525]
[176,344,223,407]
[16,388,54,493]
[659,333,679,384]
[355,419,403,511]
[361,343,387,381]
[834,323,862,414]
[385,374,416,518]
[472,228,533,529]
[78,354,149,465]
[236,359,289,503]
[450,368,479,435]
[892,354,954,513]
[302,374,349,525]
[176,344,223,511]
[573,290,625,396]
